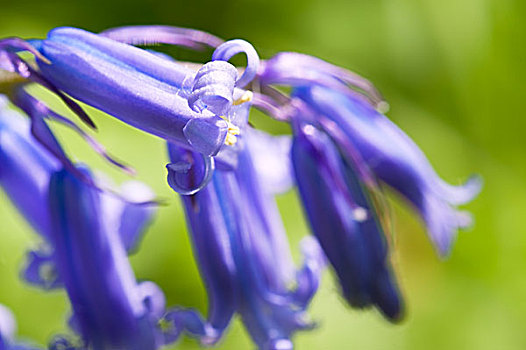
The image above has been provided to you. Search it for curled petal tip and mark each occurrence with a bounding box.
[212,39,259,88]
[166,155,215,195]
[454,174,483,205]
[183,117,229,156]
[432,174,483,207]
[189,60,237,115]
[22,249,61,290]
[138,281,166,319]
[160,308,220,345]
[433,210,474,259]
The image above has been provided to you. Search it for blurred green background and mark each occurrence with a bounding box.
[0,0,525,349]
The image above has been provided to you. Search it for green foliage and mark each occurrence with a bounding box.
[0,0,525,348]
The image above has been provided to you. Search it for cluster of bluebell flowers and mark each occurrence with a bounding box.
[0,25,480,349]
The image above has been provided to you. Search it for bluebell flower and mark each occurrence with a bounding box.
[0,96,154,284]
[291,114,402,320]
[250,51,481,321]
[257,53,481,257]
[0,100,177,349]
[46,167,168,350]
[0,24,482,349]
[165,129,325,349]
[166,85,254,195]
[0,26,259,164]
[292,86,481,256]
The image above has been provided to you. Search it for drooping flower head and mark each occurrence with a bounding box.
[0,26,259,187]
[291,112,403,320]
[251,51,481,318]
[0,24,481,350]
[165,127,325,349]
[292,85,481,256]
[0,100,175,349]
[47,166,168,350]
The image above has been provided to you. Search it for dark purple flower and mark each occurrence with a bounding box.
[252,51,480,322]
[258,54,481,257]
[165,133,324,349]
[46,167,167,350]
[291,116,402,320]
[0,24,482,349]
[0,101,175,349]
[292,85,480,256]
[0,97,156,288]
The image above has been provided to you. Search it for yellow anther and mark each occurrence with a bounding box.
[232,90,253,106]
[224,121,241,146]
[228,124,240,136]
[225,133,238,146]
[218,102,243,146]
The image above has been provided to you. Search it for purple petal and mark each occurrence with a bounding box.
[259,52,385,108]
[166,149,215,195]
[212,39,259,88]
[36,27,229,155]
[0,43,96,129]
[183,117,228,156]
[48,167,164,349]
[0,102,60,238]
[245,128,294,194]
[100,25,224,49]
[295,85,481,256]
[169,142,321,347]
[167,144,237,336]
[98,180,157,253]
[161,308,221,346]
[13,89,134,174]
[291,122,403,320]
[293,237,326,307]
[137,281,166,320]
[188,61,237,115]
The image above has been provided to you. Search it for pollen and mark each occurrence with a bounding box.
[225,122,241,146]
[233,90,253,106]
[220,116,241,146]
